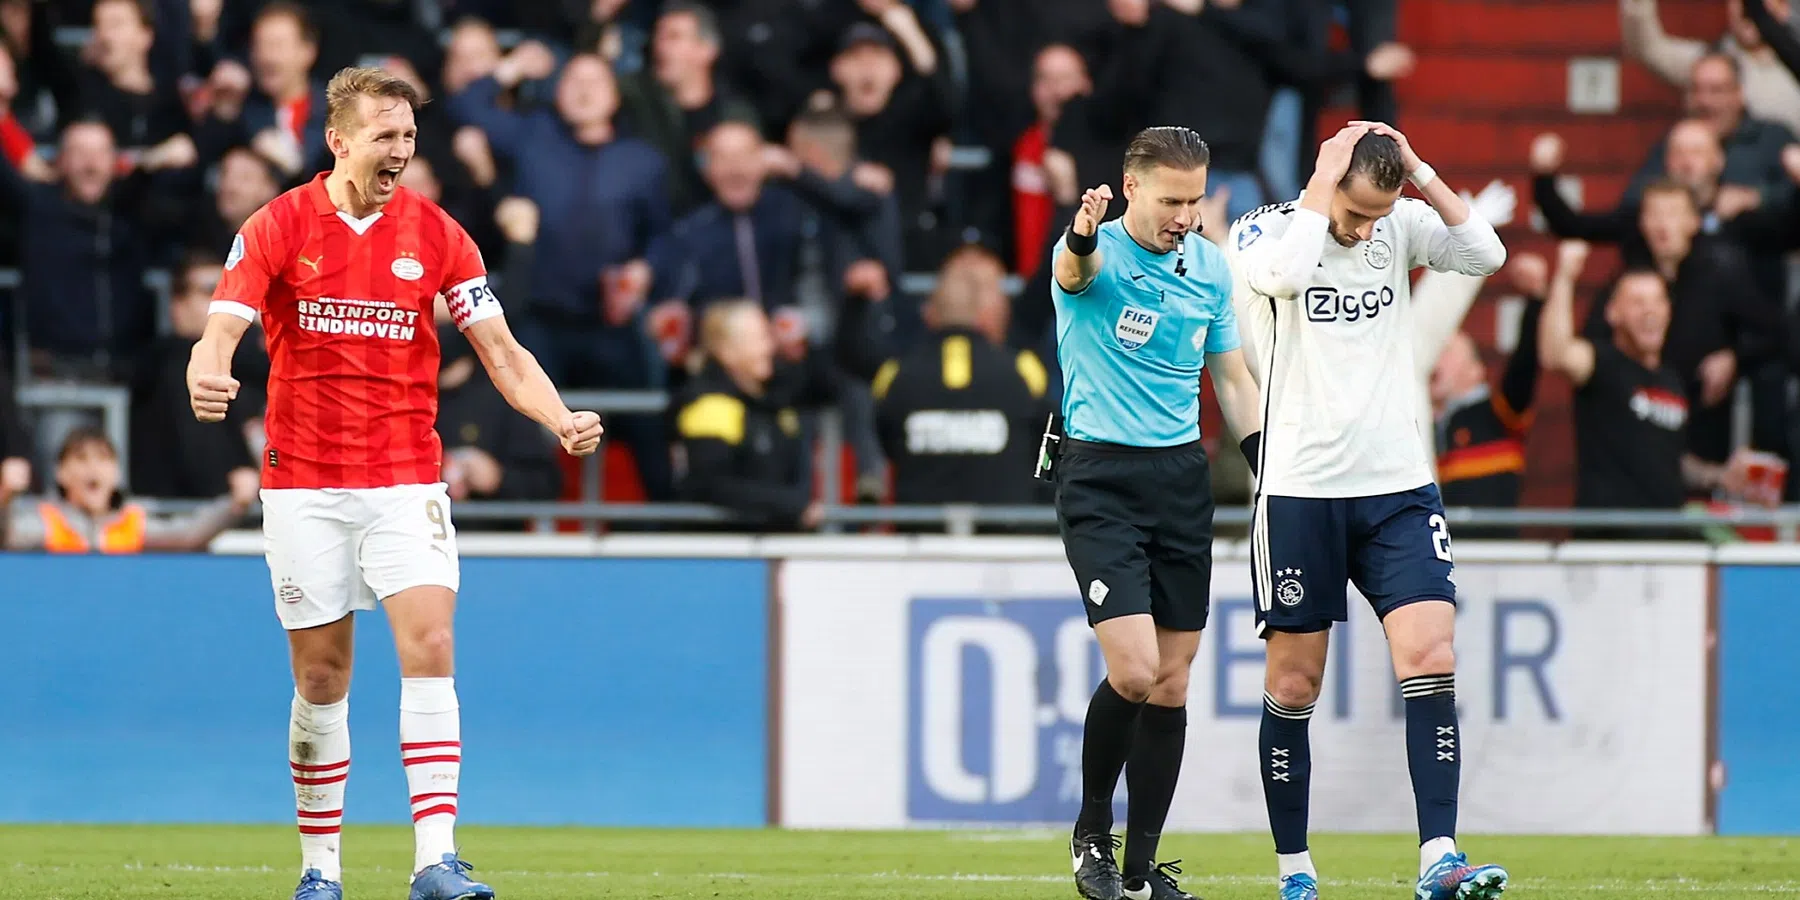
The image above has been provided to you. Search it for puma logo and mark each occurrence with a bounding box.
[298,254,322,274]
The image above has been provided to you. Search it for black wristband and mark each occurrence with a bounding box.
[1240,432,1262,476]
[1065,227,1098,256]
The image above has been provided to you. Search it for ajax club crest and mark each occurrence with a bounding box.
[1364,238,1393,269]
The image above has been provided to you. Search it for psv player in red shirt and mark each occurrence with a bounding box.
[187,67,602,900]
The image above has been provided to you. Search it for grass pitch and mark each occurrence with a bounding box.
[0,825,1793,899]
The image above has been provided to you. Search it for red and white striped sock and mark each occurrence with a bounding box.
[400,677,461,874]
[289,692,350,882]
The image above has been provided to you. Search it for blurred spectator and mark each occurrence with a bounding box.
[1625,53,1795,205]
[304,0,442,88]
[69,0,189,154]
[1537,174,1784,463]
[1256,0,1415,197]
[1745,0,1800,94]
[1,426,256,553]
[872,245,1049,507]
[189,145,279,255]
[827,9,956,267]
[202,2,328,183]
[128,252,266,498]
[0,362,30,497]
[619,2,758,216]
[452,47,673,496]
[1539,241,1757,518]
[433,296,563,529]
[1532,123,1791,308]
[3,0,69,139]
[442,17,503,96]
[1011,44,1090,279]
[672,299,833,531]
[647,121,801,363]
[780,104,905,294]
[1429,255,1546,509]
[2,119,187,380]
[1595,182,1781,465]
[1622,0,1800,137]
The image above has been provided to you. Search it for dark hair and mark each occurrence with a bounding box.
[57,426,116,462]
[1122,126,1210,175]
[255,1,318,45]
[1612,266,1671,302]
[1342,132,1407,192]
[661,1,720,44]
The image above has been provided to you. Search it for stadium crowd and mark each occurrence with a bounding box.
[0,0,1797,539]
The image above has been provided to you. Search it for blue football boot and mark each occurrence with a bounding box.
[1417,851,1507,900]
[292,869,342,900]
[1278,872,1319,900]
[408,853,495,900]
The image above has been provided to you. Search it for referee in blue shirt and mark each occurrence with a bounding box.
[1050,127,1263,900]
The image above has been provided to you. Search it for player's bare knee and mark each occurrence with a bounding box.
[1266,666,1324,709]
[1109,661,1157,703]
[1395,636,1456,679]
[1148,664,1190,707]
[295,660,350,704]
[398,625,456,676]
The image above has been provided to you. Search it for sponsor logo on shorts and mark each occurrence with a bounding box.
[1087,580,1109,606]
[1275,567,1304,607]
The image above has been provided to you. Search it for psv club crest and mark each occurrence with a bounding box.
[1114,306,1159,351]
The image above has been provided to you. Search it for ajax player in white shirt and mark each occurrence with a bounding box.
[1226,123,1509,900]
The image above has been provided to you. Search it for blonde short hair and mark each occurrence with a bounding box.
[325,66,423,134]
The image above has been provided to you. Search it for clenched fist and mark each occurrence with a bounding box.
[559,411,604,456]
[189,372,240,423]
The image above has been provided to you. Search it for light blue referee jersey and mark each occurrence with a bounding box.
[1051,220,1240,447]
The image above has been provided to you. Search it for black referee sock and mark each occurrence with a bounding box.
[1123,702,1187,879]
[1402,674,1460,844]
[1075,679,1143,838]
[1259,693,1314,855]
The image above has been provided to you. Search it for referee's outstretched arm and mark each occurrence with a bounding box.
[1054,185,1114,294]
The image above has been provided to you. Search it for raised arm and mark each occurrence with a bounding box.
[1746,0,1800,83]
[1619,0,1707,87]
[1357,121,1506,275]
[1240,126,1374,299]
[1054,185,1112,294]
[1538,240,1597,386]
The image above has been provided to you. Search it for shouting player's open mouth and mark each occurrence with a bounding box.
[375,165,405,193]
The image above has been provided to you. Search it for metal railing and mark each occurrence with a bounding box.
[123,498,1800,541]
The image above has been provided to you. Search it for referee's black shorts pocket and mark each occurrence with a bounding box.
[1056,454,1154,627]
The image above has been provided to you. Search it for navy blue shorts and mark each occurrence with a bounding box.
[1250,484,1457,637]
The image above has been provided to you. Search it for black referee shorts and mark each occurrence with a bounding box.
[1055,438,1214,632]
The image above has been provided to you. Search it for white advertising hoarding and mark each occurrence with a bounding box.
[779,559,1708,834]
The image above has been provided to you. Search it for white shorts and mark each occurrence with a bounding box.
[262,483,461,630]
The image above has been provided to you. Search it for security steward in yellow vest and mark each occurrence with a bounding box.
[873,246,1052,506]
[1,427,257,553]
[672,300,836,531]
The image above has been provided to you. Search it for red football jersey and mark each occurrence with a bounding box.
[211,173,502,489]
